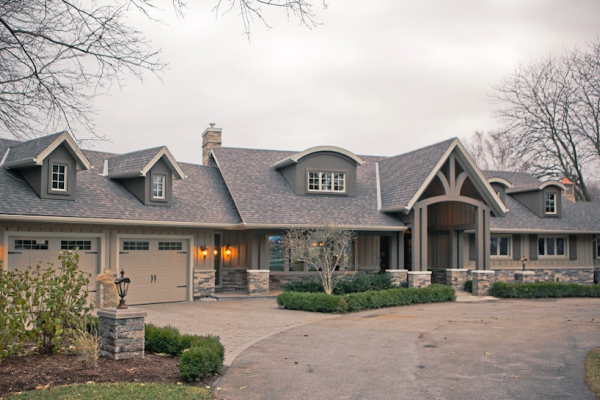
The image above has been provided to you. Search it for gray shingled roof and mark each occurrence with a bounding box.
[3,132,63,166]
[0,139,241,225]
[107,147,164,176]
[483,170,542,192]
[212,147,405,228]
[378,138,455,210]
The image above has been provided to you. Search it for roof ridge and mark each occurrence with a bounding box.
[379,137,456,164]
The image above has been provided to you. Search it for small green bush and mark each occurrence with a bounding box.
[180,334,224,360]
[281,271,395,295]
[464,280,473,293]
[144,324,183,355]
[490,281,600,298]
[179,341,224,382]
[277,284,456,313]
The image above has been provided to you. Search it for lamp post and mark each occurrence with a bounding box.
[114,269,131,309]
[520,257,528,271]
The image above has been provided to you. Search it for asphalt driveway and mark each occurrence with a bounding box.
[216,298,600,400]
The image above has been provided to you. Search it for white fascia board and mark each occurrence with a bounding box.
[539,181,567,191]
[140,146,186,179]
[239,223,408,231]
[36,131,92,171]
[490,228,600,234]
[487,177,513,188]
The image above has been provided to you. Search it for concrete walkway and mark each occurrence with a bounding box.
[138,299,337,365]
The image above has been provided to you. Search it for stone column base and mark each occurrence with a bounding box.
[472,270,495,296]
[194,270,216,297]
[386,269,408,287]
[514,270,536,283]
[446,269,469,291]
[247,270,270,296]
[408,271,432,289]
[98,308,146,360]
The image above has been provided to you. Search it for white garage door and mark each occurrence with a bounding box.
[7,236,99,296]
[118,238,188,305]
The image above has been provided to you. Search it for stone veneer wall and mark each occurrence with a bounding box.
[222,268,248,291]
[430,269,447,284]
[408,272,431,289]
[98,308,146,360]
[193,270,215,298]
[269,274,318,290]
[446,269,468,291]
[247,270,270,295]
[490,268,594,284]
[386,269,408,287]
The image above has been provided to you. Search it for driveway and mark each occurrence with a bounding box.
[138,299,336,365]
[215,298,600,400]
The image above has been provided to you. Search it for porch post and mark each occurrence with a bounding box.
[251,233,260,270]
[398,232,405,270]
[450,230,458,269]
[389,232,398,269]
[412,208,421,271]
[483,209,491,270]
[456,231,464,269]
[476,207,484,270]
[421,205,428,272]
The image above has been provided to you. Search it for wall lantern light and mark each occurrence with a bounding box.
[225,245,232,256]
[520,256,528,271]
[200,246,208,257]
[114,269,131,310]
[214,248,218,256]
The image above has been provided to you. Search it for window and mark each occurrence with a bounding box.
[490,236,510,257]
[15,239,48,250]
[596,239,600,259]
[158,242,182,251]
[538,236,566,257]
[153,175,166,199]
[545,193,556,214]
[308,172,346,193]
[268,235,355,272]
[61,240,92,250]
[268,236,285,272]
[123,241,149,251]
[51,164,67,191]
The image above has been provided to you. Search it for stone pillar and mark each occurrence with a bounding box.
[471,270,495,296]
[193,270,215,298]
[408,271,432,289]
[514,270,536,284]
[98,308,146,360]
[386,269,408,287]
[446,269,469,291]
[247,270,270,296]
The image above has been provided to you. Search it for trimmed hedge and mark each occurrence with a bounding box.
[490,281,600,298]
[277,284,456,313]
[282,271,394,295]
[464,280,473,293]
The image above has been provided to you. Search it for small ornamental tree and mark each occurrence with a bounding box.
[283,224,357,295]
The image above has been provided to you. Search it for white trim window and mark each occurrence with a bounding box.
[308,172,346,193]
[538,236,566,257]
[51,164,67,191]
[490,236,511,257]
[153,174,166,199]
[545,193,556,214]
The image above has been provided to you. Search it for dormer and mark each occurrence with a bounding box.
[1,131,91,200]
[272,146,363,197]
[508,180,566,218]
[106,146,186,206]
[487,177,512,205]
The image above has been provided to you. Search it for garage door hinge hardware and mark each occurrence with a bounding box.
[177,285,187,288]
[85,251,98,254]
[119,251,129,254]
[8,251,22,254]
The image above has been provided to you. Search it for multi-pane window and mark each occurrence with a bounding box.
[268,236,285,272]
[158,242,182,251]
[490,236,510,256]
[15,239,49,250]
[123,241,149,251]
[545,193,556,214]
[268,235,355,272]
[307,172,346,193]
[153,175,166,199]
[52,164,67,191]
[61,240,92,250]
[538,236,566,256]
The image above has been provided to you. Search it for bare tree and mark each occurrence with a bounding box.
[489,41,600,202]
[283,224,356,295]
[464,130,529,172]
[0,0,325,143]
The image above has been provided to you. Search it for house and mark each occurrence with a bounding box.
[0,126,598,304]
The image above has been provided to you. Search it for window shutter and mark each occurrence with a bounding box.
[512,234,521,261]
[569,235,577,260]
[469,234,476,261]
[529,234,538,261]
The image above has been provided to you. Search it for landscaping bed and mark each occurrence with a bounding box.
[0,351,216,398]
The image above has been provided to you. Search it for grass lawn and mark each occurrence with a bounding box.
[4,382,212,400]
[585,347,600,398]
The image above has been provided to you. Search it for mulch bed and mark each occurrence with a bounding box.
[0,351,218,397]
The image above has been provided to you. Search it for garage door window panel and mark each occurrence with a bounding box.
[158,242,183,251]
[61,240,92,250]
[123,241,149,251]
[15,239,49,250]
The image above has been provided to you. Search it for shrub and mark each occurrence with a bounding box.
[490,281,600,298]
[180,334,224,360]
[144,324,184,355]
[0,268,30,362]
[464,280,473,293]
[277,284,456,313]
[179,342,223,382]
[282,271,395,295]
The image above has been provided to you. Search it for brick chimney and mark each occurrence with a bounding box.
[202,123,222,166]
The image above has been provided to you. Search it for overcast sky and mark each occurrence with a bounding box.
[91,0,600,164]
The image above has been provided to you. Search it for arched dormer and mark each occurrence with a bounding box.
[487,177,513,204]
[272,146,363,197]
